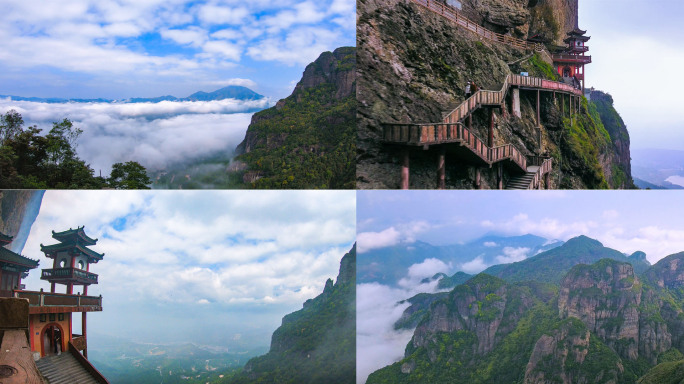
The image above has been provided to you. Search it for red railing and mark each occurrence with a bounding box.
[551,54,592,64]
[13,290,102,308]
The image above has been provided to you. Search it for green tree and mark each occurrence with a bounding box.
[0,109,24,145]
[108,161,152,189]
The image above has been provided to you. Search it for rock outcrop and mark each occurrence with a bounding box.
[0,190,44,253]
[234,46,355,189]
[368,246,684,384]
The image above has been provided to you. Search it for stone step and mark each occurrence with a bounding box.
[36,353,100,384]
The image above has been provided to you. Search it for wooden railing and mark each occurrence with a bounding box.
[529,156,553,189]
[383,123,528,171]
[13,290,102,308]
[410,0,539,51]
[41,268,98,284]
[442,74,581,124]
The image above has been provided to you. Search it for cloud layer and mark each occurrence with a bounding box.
[22,190,356,345]
[1,98,271,174]
[0,0,356,99]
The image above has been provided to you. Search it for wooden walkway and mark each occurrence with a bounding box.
[382,74,580,176]
[409,0,541,51]
[378,0,586,188]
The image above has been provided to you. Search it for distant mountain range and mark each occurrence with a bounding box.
[0,85,264,104]
[358,234,564,286]
[632,148,684,189]
[368,236,684,384]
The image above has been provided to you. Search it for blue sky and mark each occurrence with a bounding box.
[358,190,684,264]
[0,0,355,100]
[580,0,684,150]
[21,190,356,347]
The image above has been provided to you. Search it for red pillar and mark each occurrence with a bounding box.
[401,149,409,190]
[536,90,540,125]
[437,148,445,190]
[51,283,55,293]
[82,312,87,358]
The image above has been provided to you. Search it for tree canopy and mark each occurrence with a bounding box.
[0,109,151,189]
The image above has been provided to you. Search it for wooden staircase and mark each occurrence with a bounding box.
[506,168,538,190]
[36,353,100,384]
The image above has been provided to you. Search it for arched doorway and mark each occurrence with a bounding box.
[40,323,65,357]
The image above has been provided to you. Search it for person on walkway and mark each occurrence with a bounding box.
[465,81,472,99]
[471,81,479,94]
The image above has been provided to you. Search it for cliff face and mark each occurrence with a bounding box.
[357,0,634,189]
[227,245,355,384]
[459,0,577,45]
[0,190,44,253]
[234,47,355,189]
[368,247,684,384]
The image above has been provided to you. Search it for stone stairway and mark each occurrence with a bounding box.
[36,353,99,384]
[506,166,539,190]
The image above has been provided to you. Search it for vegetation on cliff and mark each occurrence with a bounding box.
[368,237,684,383]
[234,47,355,189]
[224,245,355,384]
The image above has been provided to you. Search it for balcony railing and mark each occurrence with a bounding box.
[12,290,102,309]
[41,268,98,284]
[552,54,592,64]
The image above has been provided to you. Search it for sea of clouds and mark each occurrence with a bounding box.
[0,97,272,174]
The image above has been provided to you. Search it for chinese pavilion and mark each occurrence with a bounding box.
[552,28,592,92]
[0,232,39,294]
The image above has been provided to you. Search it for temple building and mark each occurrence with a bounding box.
[552,28,592,92]
[0,231,39,294]
[0,227,108,384]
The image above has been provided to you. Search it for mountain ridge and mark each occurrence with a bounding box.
[0,85,264,104]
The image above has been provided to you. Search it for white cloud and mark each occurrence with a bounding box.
[481,213,598,241]
[494,247,530,264]
[198,5,250,25]
[161,27,208,47]
[202,40,242,61]
[247,27,340,65]
[461,255,488,274]
[356,283,421,384]
[0,98,271,173]
[484,241,497,247]
[357,227,401,253]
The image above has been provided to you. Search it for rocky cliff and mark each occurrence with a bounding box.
[0,190,44,253]
[357,0,634,189]
[234,46,355,189]
[226,244,355,384]
[368,245,684,384]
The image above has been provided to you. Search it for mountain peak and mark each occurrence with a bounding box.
[563,235,603,249]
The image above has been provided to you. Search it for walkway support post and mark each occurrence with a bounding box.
[401,149,409,190]
[536,89,540,125]
[512,88,521,118]
[437,148,445,189]
[489,109,495,147]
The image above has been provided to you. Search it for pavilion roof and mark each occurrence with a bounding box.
[51,227,98,246]
[40,243,104,262]
[0,247,39,269]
